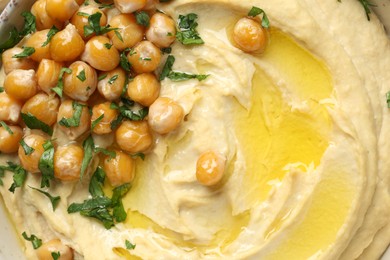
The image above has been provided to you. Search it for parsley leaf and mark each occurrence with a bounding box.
[22,232,42,249]
[91,114,104,129]
[125,240,136,250]
[104,43,112,49]
[131,152,145,160]
[20,12,36,36]
[51,252,61,260]
[98,74,108,81]
[358,0,376,21]
[0,87,4,93]
[59,101,85,127]
[12,46,35,58]
[84,13,117,37]
[114,30,124,42]
[0,168,4,186]
[0,162,27,193]
[19,139,35,155]
[0,121,13,135]
[112,183,131,222]
[120,51,131,72]
[176,13,204,45]
[80,135,94,180]
[0,28,20,53]
[38,140,55,188]
[52,67,72,97]
[135,11,150,27]
[94,147,116,159]
[386,91,390,108]
[21,113,53,135]
[248,6,270,28]
[89,166,105,197]
[161,47,172,54]
[77,69,86,82]
[160,55,209,82]
[29,186,60,211]
[41,26,59,47]
[108,75,119,84]
[94,0,114,9]
[77,12,90,17]
[159,55,175,80]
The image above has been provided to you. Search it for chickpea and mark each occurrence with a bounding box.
[196,151,226,186]
[0,92,22,124]
[21,93,60,126]
[127,73,160,107]
[46,0,79,22]
[116,121,152,153]
[54,143,83,181]
[31,0,64,30]
[57,100,90,140]
[103,150,135,186]
[143,0,157,10]
[127,41,162,74]
[146,13,176,48]
[25,29,52,62]
[81,36,120,72]
[0,125,23,153]
[36,239,73,260]
[233,17,267,53]
[2,47,36,75]
[50,24,85,62]
[114,0,146,14]
[18,134,47,173]
[4,69,38,101]
[91,102,119,135]
[63,61,97,102]
[107,14,144,51]
[70,6,107,39]
[36,59,63,94]
[148,97,184,135]
[97,67,126,101]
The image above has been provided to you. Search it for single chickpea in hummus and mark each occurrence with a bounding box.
[196,150,226,186]
[148,97,184,135]
[103,150,135,187]
[36,239,73,260]
[18,133,47,174]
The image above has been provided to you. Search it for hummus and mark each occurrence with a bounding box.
[1,0,390,259]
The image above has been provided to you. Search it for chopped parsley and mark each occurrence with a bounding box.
[77,69,86,82]
[94,0,114,9]
[386,92,390,108]
[115,30,124,42]
[21,113,53,135]
[104,43,113,49]
[88,166,105,197]
[161,47,172,54]
[80,135,94,180]
[108,75,119,84]
[248,6,270,28]
[29,186,60,211]
[125,240,136,250]
[94,147,116,159]
[41,26,59,47]
[110,101,148,129]
[176,13,204,45]
[0,168,4,186]
[19,139,34,155]
[84,13,117,37]
[22,232,42,249]
[38,140,55,188]
[134,11,150,27]
[51,252,61,260]
[52,67,72,97]
[91,114,104,129]
[131,152,145,160]
[120,51,131,72]
[58,101,85,128]
[0,121,13,135]
[98,74,108,81]
[0,162,27,193]
[20,12,36,36]
[77,12,90,17]
[160,55,209,81]
[12,46,35,58]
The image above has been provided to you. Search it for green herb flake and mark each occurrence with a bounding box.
[80,135,94,180]
[12,46,35,58]
[92,114,104,129]
[0,86,4,92]
[29,186,60,211]
[386,91,390,108]
[125,240,136,250]
[20,12,36,36]
[19,139,34,155]
[176,13,204,45]
[89,166,106,197]
[21,113,53,135]
[98,74,108,81]
[94,0,114,9]
[120,52,131,72]
[161,47,172,54]
[41,26,59,47]
[94,147,116,159]
[51,252,61,260]
[0,121,13,135]
[135,11,150,27]
[108,75,119,84]
[59,101,85,128]
[159,55,175,81]
[139,57,152,61]
[84,13,117,37]
[104,43,113,49]
[114,30,124,42]
[131,152,145,160]
[77,69,86,82]
[160,55,209,82]
[77,12,90,17]
[247,6,270,28]
[22,232,42,249]
[0,168,4,186]
[111,183,131,222]
[52,67,72,97]
[38,140,55,188]
[0,162,27,193]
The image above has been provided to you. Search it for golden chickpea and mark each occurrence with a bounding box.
[70,6,107,39]
[127,73,160,107]
[21,93,60,126]
[233,17,267,53]
[4,69,38,101]
[18,134,47,173]
[97,67,126,101]
[127,41,162,74]
[46,0,79,22]
[25,29,52,62]
[0,92,22,124]
[63,61,97,102]
[36,59,63,94]
[54,143,83,181]
[196,151,226,186]
[81,36,120,71]
[103,150,135,186]
[116,120,152,153]
[50,24,85,62]
[91,102,119,135]
[146,13,176,48]
[36,239,73,260]
[57,100,90,140]
[0,125,23,154]
[114,0,146,14]
[31,0,64,30]
[2,47,36,75]
[148,97,184,135]
[107,14,144,51]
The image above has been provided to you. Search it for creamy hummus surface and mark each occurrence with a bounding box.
[1,0,390,259]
